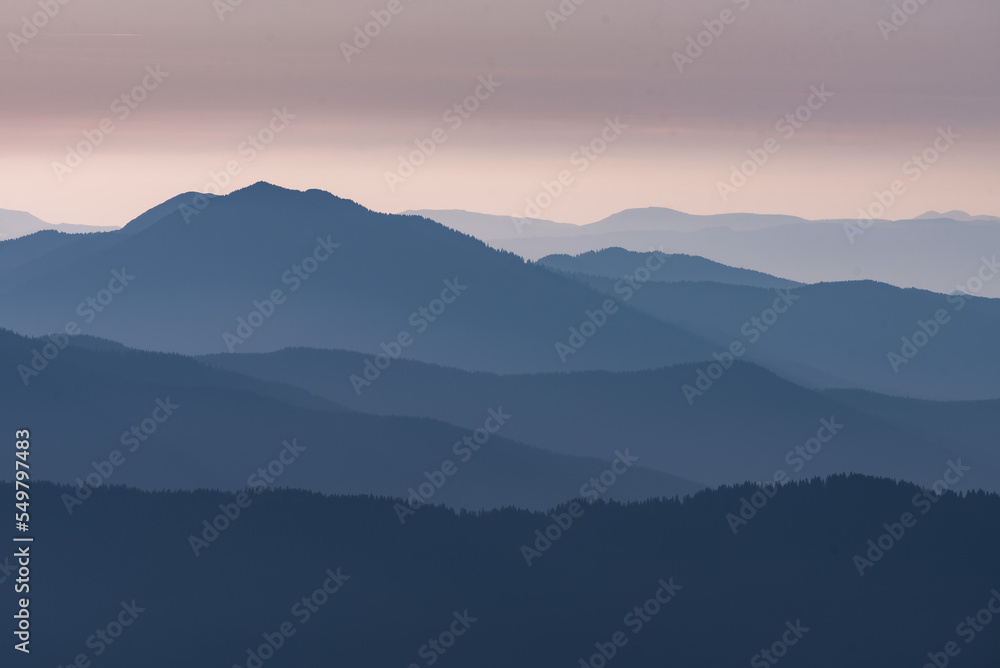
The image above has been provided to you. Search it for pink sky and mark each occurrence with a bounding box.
[1,0,997,227]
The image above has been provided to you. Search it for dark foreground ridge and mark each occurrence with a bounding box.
[10,476,1000,667]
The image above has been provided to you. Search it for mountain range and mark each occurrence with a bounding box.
[2,184,998,402]
[0,184,712,373]
[547,259,1000,400]
[0,327,700,509]
[1,183,996,502]
[414,208,1000,298]
[3,183,997,665]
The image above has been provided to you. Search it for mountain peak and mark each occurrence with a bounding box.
[231,181,298,195]
[117,183,368,235]
[225,182,360,210]
[914,210,1000,222]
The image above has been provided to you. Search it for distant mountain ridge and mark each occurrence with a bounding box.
[413,208,1000,297]
[409,206,1000,243]
[537,248,801,289]
[585,207,807,234]
[914,210,999,222]
[406,206,809,241]
[0,207,117,241]
[0,327,703,508]
[582,278,1000,400]
[201,346,1000,492]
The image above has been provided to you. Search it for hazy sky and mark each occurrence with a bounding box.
[1,0,997,227]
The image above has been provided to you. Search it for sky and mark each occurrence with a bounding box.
[1,0,998,227]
